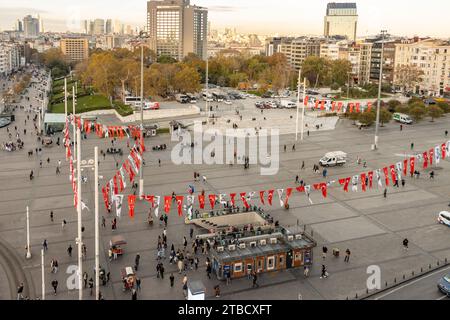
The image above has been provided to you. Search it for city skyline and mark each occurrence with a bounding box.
[0,0,448,37]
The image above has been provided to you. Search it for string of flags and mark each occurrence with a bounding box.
[72,115,142,139]
[125,140,450,219]
[303,96,373,113]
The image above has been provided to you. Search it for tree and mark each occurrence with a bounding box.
[40,48,70,77]
[437,101,450,113]
[394,65,424,93]
[408,97,423,106]
[229,72,248,88]
[348,111,360,123]
[157,55,178,64]
[409,105,426,122]
[395,104,410,114]
[358,111,376,126]
[379,109,393,126]
[173,65,201,93]
[387,99,401,112]
[330,59,352,87]
[301,56,331,88]
[428,105,443,122]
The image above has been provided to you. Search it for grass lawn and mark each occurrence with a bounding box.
[51,95,112,114]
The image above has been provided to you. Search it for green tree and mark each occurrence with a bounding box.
[330,59,352,87]
[301,56,331,88]
[409,105,426,122]
[358,111,376,126]
[394,64,424,93]
[428,105,444,122]
[157,55,178,64]
[229,72,249,88]
[387,99,401,112]
[173,65,201,93]
[437,101,450,113]
[379,109,393,126]
[395,104,410,114]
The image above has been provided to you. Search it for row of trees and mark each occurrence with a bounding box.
[351,98,450,126]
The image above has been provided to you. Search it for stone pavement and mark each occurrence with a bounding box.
[1,72,450,300]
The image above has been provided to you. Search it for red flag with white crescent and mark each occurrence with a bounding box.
[259,191,265,205]
[267,190,274,206]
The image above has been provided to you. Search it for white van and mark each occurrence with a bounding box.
[319,151,347,167]
[280,100,297,109]
[393,113,413,124]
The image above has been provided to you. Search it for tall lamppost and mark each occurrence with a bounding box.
[374,30,388,150]
[138,31,149,199]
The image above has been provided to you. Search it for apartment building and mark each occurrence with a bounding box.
[280,37,321,70]
[394,39,450,96]
[60,38,89,63]
[0,42,22,76]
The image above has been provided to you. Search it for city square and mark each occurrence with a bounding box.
[0,0,449,306]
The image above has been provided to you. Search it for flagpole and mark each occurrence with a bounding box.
[26,206,31,259]
[295,69,301,141]
[300,78,306,141]
[76,128,83,300]
[41,249,45,300]
[64,78,67,118]
[94,146,100,300]
[72,87,76,162]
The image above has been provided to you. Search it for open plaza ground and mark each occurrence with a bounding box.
[0,71,450,301]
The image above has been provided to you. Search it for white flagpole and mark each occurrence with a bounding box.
[41,249,45,299]
[300,77,306,141]
[94,146,100,300]
[295,69,301,141]
[76,128,83,300]
[26,206,31,259]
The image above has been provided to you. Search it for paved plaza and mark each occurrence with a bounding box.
[1,74,450,301]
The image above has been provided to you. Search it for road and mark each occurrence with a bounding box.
[368,265,450,300]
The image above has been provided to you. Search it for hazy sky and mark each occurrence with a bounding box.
[0,0,449,37]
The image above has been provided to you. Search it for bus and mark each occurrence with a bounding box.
[124,96,143,108]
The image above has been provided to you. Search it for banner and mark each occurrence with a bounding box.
[176,196,184,216]
[128,195,136,218]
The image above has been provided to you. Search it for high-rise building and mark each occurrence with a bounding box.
[394,39,450,96]
[147,0,208,61]
[113,20,124,35]
[93,19,105,35]
[60,37,89,63]
[23,15,40,38]
[16,20,23,32]
[324,3,358,42]
[265,37,288,57]
[368,39,399,85]
[0,42,22,76]
[105,19,113,35]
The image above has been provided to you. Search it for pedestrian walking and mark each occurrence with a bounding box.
[135,253,140,271]
[295,175,299,184]
[401,179,406,187]
[42,239,48,251]
[136,277,141,291]
[62,219,67,230]
[131,288,137,300]
[101,216,106,228]
[430,171,435,179]
[190,227,194,239]
[400,124,403,131]
[51,280,58,295]
[182,274,188,299]
[17,283,24,300]
[214,285,221,298]
[403,238,409,251]
[170,273,175,287]
[320,265,328,279]
[160,264,165,279]
[252,271,259,288]
[301,161,305,170]
[67,244,72,257]
[446,130,448,137]
[83,272,88,288]
[322,246,328,259]
[383,188,387,198]
[292,144,296,151]
[50,211,54,222]
[344,249,351,263]
[303,265,310,277]
[89,278,94,296]
[410,142,414,150]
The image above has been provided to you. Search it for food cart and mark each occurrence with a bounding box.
[121,266,136,291]
[110,235,127,257]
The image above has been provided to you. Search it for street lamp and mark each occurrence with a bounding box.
[138,31,150,199]
[78,148,100,300]
[374,30,389,150]
[26,206,31,259]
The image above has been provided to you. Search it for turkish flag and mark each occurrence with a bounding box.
[208,194,216,209]
[389,165,397,183]
[338,102,343,112]
[429,149,434,166]
[367,102,372,112]
[315,100,319,110]
[296,186,305,193]
[423,152,428,169]
[285,188,294,204]
[442,143,447,159]
[230,193,236,206]
[303,96,309,106]
[321,100,325,110]
[102,186,109,210]
[349,103,354,113]
[403,159,408,175]
[113,175,118,195]
[259,191,265,205]
[367,171,374,188]
[267,190,274,205]
[339,178,351,192]
[410,157,415,175]
[355,102,360,113]
[164,196,171,213]
[361,173,367,192]
[383,167,390,186]
[240,193,250,208]
[118,172,124,192]
[198,195,205,209]
[176,196,184,216]
[313,183,327,197]
[128,195,136,218]
[331,101,336,112]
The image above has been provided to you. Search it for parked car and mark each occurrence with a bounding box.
[393,113,413,124]
[438,211,450,227]
[319,151,347,167]
[437,273,450,297]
